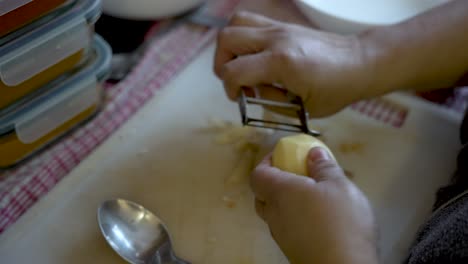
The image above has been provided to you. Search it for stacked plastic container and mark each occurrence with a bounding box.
[0,0,112,168]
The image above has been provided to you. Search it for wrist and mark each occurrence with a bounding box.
[343,238,379,264]
[330,217,379,264]
[357,27,411,98]
[308,233,378,264]
[322,240,378,264]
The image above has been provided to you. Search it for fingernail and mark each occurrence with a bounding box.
[308,147,331,162]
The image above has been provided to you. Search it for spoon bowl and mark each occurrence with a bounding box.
[98,199,189,264]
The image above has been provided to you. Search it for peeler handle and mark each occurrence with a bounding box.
[238,88,320,136]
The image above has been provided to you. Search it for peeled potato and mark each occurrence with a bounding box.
[272,134,335,176]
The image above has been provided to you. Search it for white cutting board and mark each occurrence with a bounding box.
[0,44,463,264]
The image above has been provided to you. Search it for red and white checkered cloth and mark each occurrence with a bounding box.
[1,0,467,235]
[0,0,240,234]
[351,88,467,128]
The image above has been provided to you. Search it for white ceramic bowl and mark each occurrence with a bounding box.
[102,0,205,20]
[294,0,450,34]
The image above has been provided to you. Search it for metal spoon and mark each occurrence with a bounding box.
[98,199,190,264]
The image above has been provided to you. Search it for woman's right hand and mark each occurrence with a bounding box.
[216,2,468,117]
[214,11,379,117]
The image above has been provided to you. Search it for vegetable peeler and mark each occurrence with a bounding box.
[238,88,320,136]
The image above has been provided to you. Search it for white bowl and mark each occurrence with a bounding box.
[294,0,450,34]
[102,0,205,20]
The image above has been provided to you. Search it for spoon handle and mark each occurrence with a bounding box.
[172,257,191,264]
[151,248,191,264]
[156,256,190,264]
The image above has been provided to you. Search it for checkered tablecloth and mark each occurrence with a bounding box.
[0,0,240,234]
[0,0,467,235]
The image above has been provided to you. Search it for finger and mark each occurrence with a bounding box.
[307,147,346,182]
[214,26,269,77]
[222,52,280,100]
[251,153,314,202]
[254,198,267,221]
[255,84,288,101]
[250,153,275,202]
[229,11,279,27]
[255,85,298,118]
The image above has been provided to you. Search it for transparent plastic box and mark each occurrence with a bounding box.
[0,0,102,110]
[0,35,111,168]
[0,0,76,37]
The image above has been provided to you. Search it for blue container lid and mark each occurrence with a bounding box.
[0,35,111,137]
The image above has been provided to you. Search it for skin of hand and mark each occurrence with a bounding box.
[214,11,372,117]
[214,0,468,117]
[215,1,468,263]
[251,148,378,264]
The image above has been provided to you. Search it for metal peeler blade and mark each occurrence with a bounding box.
[238,89,320,136]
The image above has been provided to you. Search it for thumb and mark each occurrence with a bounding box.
[307,147,345,182]
[222,52,276,100]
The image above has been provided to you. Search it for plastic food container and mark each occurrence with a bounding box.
[0,0,76,37]
[0,35,111,168]
[0,0,101,110]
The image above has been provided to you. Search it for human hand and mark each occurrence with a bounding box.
[214,12,377,117]
[251,148,378,264]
